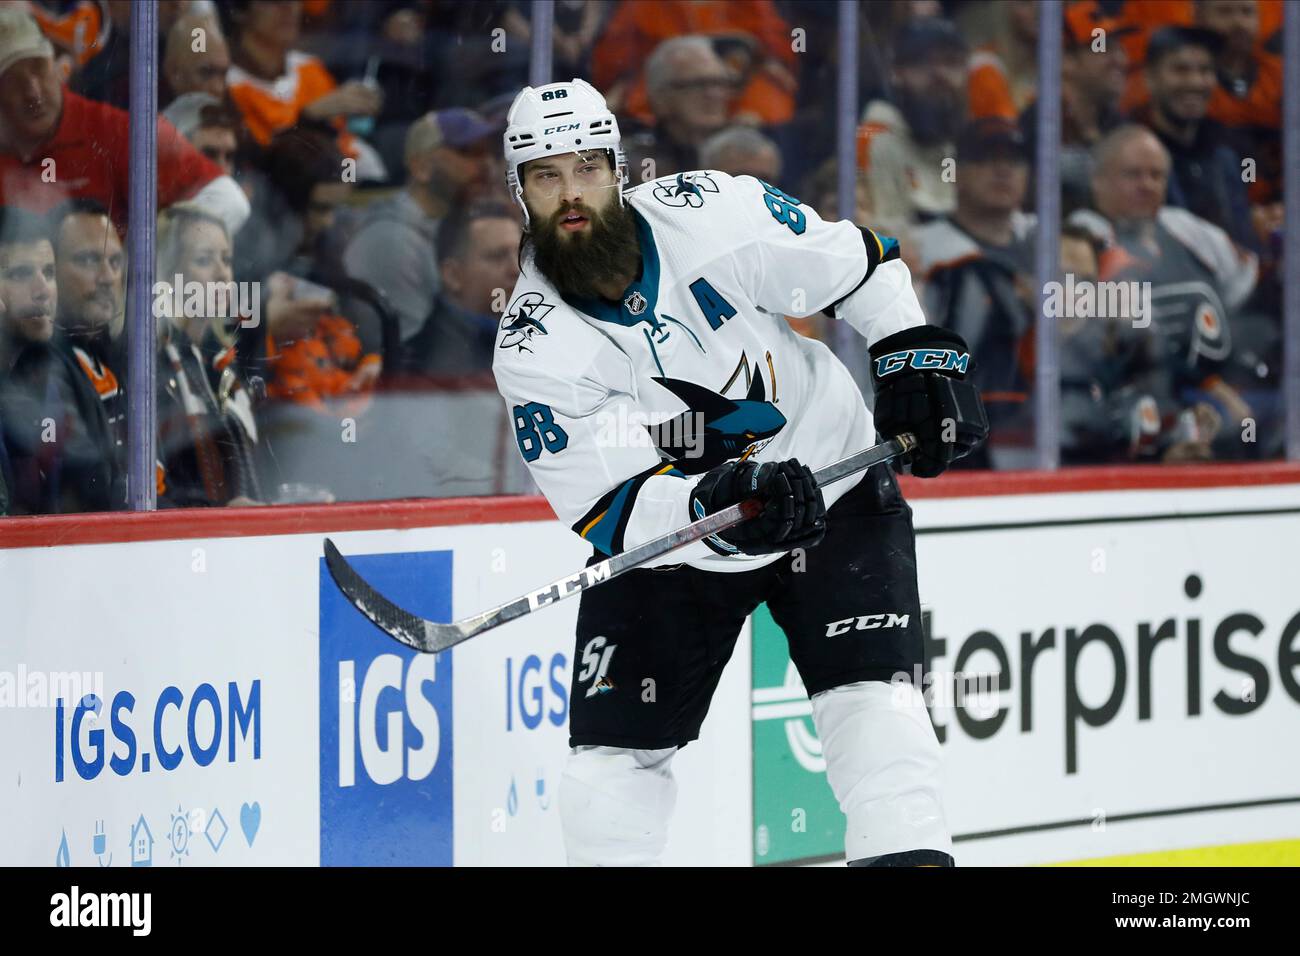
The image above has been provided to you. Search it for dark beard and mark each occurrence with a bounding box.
[527,198,641,301]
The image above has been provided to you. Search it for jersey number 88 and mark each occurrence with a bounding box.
[514,402,570,461]
[759,180,806,236]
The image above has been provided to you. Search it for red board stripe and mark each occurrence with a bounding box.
[0,496,556,550]
[897,462,1300,499]
[2,463,1299,550]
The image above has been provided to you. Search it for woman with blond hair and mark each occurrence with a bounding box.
[154,203,262,506]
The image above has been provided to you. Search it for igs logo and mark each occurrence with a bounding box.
[319,550,454,865]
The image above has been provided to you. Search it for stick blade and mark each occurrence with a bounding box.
[322,538,458,654]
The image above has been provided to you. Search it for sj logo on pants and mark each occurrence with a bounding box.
[579,636,617,697]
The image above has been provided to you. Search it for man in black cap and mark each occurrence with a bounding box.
[344,108,501,344]
[914,119,1037,467]
[943,120,1034,269]
[1135,25,1254,250]
[858,18,969,239]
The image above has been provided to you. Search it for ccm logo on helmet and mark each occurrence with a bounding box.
[544,123,581,135]
[874,348,970,378]
[826,613,910,636]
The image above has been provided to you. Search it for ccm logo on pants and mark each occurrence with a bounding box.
[825,614,910,637]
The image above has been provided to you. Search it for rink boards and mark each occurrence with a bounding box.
[1,466,1298,866]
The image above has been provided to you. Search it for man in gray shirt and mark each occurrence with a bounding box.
[345,109,499,342]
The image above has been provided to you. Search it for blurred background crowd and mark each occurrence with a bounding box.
[0,0,1290,516]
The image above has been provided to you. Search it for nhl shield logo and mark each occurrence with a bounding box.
[624,290,648,316]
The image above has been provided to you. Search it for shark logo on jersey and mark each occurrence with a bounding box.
[646,370,786,474]
[651,171,720,208]
[499,292,555,353]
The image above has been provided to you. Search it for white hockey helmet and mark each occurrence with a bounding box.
[503,78,628,227]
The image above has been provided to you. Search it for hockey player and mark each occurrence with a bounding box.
[494,79,988,866]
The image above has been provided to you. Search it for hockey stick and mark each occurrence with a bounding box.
[323,432,917,654]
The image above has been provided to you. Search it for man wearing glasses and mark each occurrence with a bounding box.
[622,36,737,180]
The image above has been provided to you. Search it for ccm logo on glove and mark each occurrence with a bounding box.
[873,348,970,378]
[868,325,989,478]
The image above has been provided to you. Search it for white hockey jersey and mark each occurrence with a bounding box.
[493,170,926,572]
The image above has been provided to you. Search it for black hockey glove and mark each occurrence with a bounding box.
[869,326,989,478]
[690,458,827,557]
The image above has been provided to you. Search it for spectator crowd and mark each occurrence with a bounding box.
[0,0,1290,516]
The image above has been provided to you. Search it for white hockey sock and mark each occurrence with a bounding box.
[811,679,953,863]
[559,745,678,866]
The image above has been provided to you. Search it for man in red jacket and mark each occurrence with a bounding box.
[0,8,248,236]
